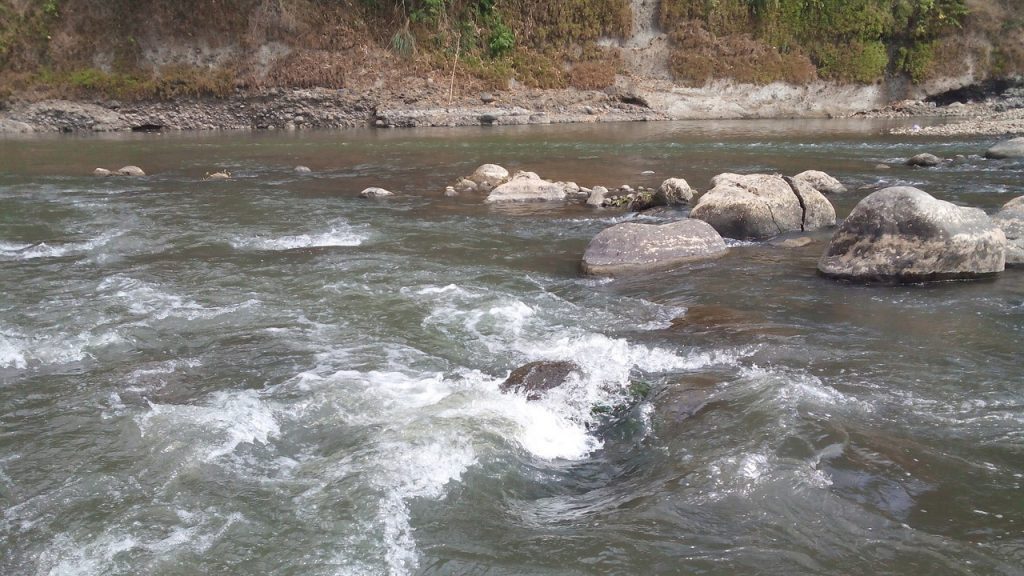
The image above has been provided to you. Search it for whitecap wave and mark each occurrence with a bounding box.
[0,231,121,261]
[230,223,367,251]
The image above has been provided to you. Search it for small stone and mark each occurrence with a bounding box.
[206,172,231,180]
[444,186,459,197]
[480,92,495,103]
[875,164,891,170]
[641,170,655,175]
[93,168,112,177]
[116,165,146,176]
[294,165,312,174]
[586,186,609,207]
[584,106,595,115]
[360,187,394,198]
[906,153,942,167]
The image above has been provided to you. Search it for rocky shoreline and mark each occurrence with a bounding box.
[1,78,1022,136]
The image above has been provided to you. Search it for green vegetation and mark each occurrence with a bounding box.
[659,0,971,84]
[0,0,1019,101]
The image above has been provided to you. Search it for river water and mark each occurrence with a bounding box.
[1,120,1022,575]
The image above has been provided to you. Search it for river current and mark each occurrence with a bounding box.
[1,120,1022,575]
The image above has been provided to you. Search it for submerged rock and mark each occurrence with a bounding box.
[793,170,847,194]
[359,187,394,198]
[992,196,1024,265]
[690,173,834,240]
[985,137,1024,159]
[206,171,231,180]
[906,153,942,167]
[818,186,1006,282]
[294,165,312,174]
[117,165,146,176]
[581,219,727,276]
[499,360,580,401]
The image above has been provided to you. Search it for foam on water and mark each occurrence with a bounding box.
[136,389,280,461]
[0,328,123,370]
[99,275,259,321]
[0,231,121,260]
[230,221,367,251]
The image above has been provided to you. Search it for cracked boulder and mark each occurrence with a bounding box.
[581,219,727,275]
[992,196,1024,266]
[690,173,835,240]
[818,186,1006,282]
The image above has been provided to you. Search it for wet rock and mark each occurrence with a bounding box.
[691,173,834,240]
[93,168,112,177]
[454,163,510,193]
[586,185,609,207]
[359,187,394,198]
[581,219,727,276]
[818,186,1006,282]
[875,164,891,170]
[992,197,1024,265]
[793,170,847,194]
[770,236,813,248]
[294,165,312,174]
[655,178,694,206]
[906,153,942,167]
[984,137,1024,159]
[117,165,146,176]
[444,186,458,197]
[485,171,573,203]
[206,172,231,180]
[499,360,580,401]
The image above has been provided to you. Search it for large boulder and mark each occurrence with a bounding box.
[992,196,1024,266]
[985,137,1024,159]
[485,171,573,203]
[499,361,580,401]
[690,173,834,240]
[818,186,1006,282]
[793,170,847,194]
[0,118,34,133]
[581,219,727,276]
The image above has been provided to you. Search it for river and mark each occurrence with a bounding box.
[1,120,1022,575]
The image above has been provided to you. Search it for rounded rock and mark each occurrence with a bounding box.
[818,186,1006,282]
[793,170,847,194]
[581,219,727,276]
[116,165,146,176]
[985,137,1024,159]
[906,153,942,167]
[655,178,694,206]
[360,187,394,198]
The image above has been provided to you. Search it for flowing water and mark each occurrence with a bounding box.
[1,119,1022,576]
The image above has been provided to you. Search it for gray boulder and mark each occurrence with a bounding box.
[117,165,146,176]
[906,153,942,167]
[485,171,572,203]
[818,186,1006,282]
[499,361,580,401]
[359,187,394,198]
[992,197,1024,265]
[793,170,846,194]
[985,137,1024,159]
[691,173,834,240]
[581,219,727,276]
[468,164,510,191]
[655,178,694,205]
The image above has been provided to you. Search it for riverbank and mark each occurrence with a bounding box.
[1,78,1023,135]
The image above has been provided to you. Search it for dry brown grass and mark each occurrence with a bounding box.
[668,23,816,86]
